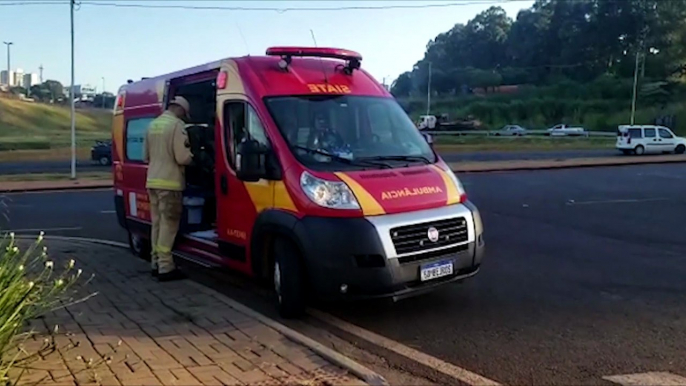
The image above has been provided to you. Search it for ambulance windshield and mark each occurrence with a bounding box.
[265,95,436,170]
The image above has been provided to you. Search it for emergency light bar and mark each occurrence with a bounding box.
[266,46,362,74]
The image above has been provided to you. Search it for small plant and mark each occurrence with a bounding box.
[0,231,94,385]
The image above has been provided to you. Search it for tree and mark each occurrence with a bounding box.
[43,80,64,101]
[9,86,26,96]
[391,72,413,97]
[395,0,686,97]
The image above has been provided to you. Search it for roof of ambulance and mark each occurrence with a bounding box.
[121,55,390,99]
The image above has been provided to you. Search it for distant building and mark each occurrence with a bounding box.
[13,68,24,87]
[0,70,14,86]
[22,73,39,89]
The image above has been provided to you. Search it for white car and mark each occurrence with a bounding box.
[616,125,686,155]
[494,125,527,136]
[547,124,585,136]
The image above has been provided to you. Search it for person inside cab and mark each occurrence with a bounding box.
[307,111,351,160]
[143,96,194,282]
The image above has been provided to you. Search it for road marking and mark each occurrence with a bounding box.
[307,309,502,386]
[100,210,116,214]
[566,197,669,206]
[7,226,83,233]
[603,372,686,385]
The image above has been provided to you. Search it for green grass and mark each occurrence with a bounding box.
[434,135,615,152]
[0,97,111,150]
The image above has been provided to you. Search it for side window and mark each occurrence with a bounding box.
[125,117,154,161]
[628,128,642,138]
[659,128,673,139]
[644,128,656,138]
[223,101,269,169]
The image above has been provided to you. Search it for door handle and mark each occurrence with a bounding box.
[220,175,228,195]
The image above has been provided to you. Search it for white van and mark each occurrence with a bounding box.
[616,125,686,155]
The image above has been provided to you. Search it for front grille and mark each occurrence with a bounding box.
[397,244,469,265]
[390,217,468,255]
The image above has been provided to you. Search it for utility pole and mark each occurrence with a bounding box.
[39,64,44,83]
[3,42,13,86]
[630,49,640,125]
[101,77,106,108]
[426,62,432,116]
[70,0,76,180]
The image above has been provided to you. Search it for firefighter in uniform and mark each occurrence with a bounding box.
[143,96,194,281]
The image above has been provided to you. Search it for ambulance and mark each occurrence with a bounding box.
[111,47,485,318]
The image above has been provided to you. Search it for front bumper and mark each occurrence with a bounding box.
[293,201,485,301]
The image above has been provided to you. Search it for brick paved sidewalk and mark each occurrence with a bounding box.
[10,241,369,386]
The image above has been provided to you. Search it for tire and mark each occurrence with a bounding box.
[272,238,306,319]
[676,145,685,154]
[99,156,111,166]
[128,231,151,261]
[634,145,645,155]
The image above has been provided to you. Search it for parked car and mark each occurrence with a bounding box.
[616,125,686,155]
[547,124,585,136]
[91,140,112,166]
[494,125,527,136]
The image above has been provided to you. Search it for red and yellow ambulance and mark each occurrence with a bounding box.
[112,47,485,317]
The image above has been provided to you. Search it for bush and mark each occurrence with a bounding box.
[0,232,91,385]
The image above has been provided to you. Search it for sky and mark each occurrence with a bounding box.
[0,0,533,93]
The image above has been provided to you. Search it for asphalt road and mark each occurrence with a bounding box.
[3,164,686,385]
[0,149,619,175]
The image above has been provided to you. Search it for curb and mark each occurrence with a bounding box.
[192,281,390,386]
[16,235,389,386]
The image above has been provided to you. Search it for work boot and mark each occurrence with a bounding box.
[157,269,187,282]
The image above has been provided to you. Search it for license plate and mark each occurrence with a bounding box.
[420,260,454,282]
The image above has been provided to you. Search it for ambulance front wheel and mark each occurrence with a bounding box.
[128,231,151,261]
[273,238,306,319]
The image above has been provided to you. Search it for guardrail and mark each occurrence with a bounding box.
[424,130,616,138]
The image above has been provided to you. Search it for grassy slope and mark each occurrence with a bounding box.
[434,136,615,152]
[0,97,112,148]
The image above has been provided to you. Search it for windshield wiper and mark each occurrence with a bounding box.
[291,145,391,169]
[358,155,432,164]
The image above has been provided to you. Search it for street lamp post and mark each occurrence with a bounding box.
[70,0,76,180]
[3,42,13,86]
[630,50,640,126]
[426,62,432,116]
[101,77,106,108]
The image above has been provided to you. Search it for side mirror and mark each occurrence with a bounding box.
[236,139,268,182]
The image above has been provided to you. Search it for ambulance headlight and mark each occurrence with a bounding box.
[300,171,360,210]
[445,168,468,202]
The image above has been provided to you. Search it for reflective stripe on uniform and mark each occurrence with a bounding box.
[156,245,172,253]
[146,178,183,190]
[149,116,175,134]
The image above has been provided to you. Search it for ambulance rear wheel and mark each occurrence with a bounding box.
[273,238,306,319]
[128,231,151,261]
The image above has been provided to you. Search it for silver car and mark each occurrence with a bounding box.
[494,125,527,136]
